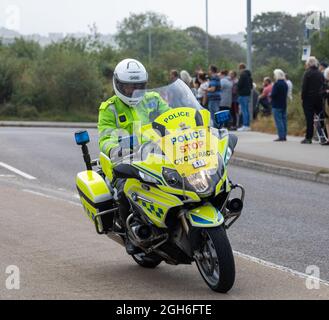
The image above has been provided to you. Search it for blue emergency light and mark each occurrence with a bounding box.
[215,110,231,127]
[75,130,90,146]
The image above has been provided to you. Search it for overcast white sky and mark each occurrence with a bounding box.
[0,0,328,35]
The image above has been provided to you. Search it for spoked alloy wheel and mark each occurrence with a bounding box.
[195,226,235,293]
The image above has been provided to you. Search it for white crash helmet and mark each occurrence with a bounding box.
[113,59,148,107]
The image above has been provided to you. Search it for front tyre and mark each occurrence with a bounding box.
[132,253,162,269]
[195,226,235,293]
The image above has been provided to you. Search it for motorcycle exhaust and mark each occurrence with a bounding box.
[132,225,153,241]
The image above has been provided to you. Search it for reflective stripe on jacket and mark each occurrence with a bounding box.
[98,92,170,155]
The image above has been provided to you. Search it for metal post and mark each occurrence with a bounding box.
[206,0,209,67]
[147,16,152,65]
[148,27,152,64]
[247,0,252,72]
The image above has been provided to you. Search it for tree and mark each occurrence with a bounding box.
[116,11,171,53]
[311,27,329,62]
[115,12,204,86]
[185,26,245,67]
[252,12,304,65]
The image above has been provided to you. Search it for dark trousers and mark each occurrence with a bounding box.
[116,179,130,226]
[230,102,239,128]
[258,97,272,115]
[303,99,323,140]
[273,108,287,140]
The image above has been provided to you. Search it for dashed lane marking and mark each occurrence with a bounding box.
[234,251,329,287]
[0,162,37,180]
[22,189,81,207]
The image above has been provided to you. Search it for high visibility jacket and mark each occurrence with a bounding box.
[98,92,170,156]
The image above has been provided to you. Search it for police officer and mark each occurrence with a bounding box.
[98,59,170,255]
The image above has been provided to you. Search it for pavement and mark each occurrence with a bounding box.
[233,131,329,185]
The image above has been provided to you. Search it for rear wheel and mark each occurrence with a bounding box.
[195,226,235,293]
[132,253,162,269]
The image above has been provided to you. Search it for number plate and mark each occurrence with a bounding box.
[193,160,207,169]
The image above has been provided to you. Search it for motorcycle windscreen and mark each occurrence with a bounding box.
[131,79,207,126]
[156,127,220,177]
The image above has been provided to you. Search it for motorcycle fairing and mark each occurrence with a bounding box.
[124,179,184,229]
[187,203,225,228]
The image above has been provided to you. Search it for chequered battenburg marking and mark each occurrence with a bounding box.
[141,202,165,218]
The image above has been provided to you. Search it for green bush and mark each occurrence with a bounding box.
[17,105,39,119]
[0,103,18,117]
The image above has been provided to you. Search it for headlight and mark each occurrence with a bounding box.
[186,171,214,197]
[139,171,158,184]
[163,168,182,187]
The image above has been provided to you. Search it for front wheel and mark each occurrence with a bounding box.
[195,226,235,293]
[132,252,162,269]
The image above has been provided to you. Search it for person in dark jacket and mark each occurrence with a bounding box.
[322,67,329,145]
[207,65,222,128]
[301,56,325,144]
[237,63,253,131]
[271,69,288,142]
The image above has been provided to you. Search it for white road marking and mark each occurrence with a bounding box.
[19,187,329,287]
[234,251,329,287]
[0,162,37,180]
[0,174,16,178]
[22,189,81,207]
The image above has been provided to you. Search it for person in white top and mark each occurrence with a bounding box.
[285,74,293,101]
[197,72,209,107]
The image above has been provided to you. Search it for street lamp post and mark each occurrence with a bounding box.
[148,27,152,64]
[206,0,209,67]
[247,0,252,72]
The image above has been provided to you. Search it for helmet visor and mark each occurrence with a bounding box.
[115,78,147,98]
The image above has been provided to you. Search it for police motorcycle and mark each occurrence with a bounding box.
[75,80,245,293]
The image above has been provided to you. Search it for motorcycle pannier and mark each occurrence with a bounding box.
[76,171,115,232]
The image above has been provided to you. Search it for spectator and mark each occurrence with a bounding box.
[271,69,289,142]
[207,65,222,128]
[229,70,240,130]
[301,56,325,144]
[285,74,293,101]
[196,72,209,107]
[258,77,273,116]
[169,70,179,84]
[237,63,253,132]
[219,70,233,112]
[180,70,193,88]
[252,83,260,120]
[193,77,200,98]
[322,67,329,146]
[319,62,329,75]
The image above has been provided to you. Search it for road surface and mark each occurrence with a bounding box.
[0,127,328,299]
